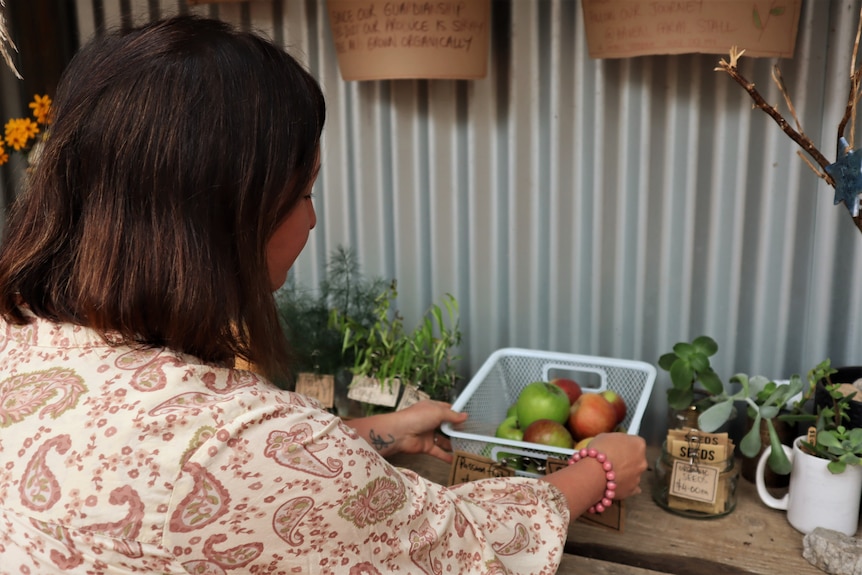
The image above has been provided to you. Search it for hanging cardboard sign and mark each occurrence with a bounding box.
[582,0,802,59]
[326,0,491,81]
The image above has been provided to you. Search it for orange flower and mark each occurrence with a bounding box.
[0,145,8,166]
[4,118,39,151]
[29,94,52,125]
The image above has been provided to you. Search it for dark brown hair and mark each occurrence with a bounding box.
[0,15,325,381]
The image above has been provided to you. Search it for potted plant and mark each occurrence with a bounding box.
[755,360,862,535]
[697,372,805,476]
[333,280,462,415]
[803,361,862,474]
[275,246,388,412]
[657,335,726,429]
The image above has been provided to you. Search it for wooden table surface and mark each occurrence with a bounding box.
[389,447,827,575]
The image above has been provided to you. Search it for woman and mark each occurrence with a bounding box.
[0,15,646,574]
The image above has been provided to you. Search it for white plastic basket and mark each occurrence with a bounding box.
[441,347,656,476]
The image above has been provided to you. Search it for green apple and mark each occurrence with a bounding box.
[495,415,523,441]
[506,403,518,418]
[516,381,571,429]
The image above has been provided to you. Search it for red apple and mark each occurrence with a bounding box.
[550,378,582,405]
[522,419,574,449]
[601,390,627,424]
[568,393,618,440]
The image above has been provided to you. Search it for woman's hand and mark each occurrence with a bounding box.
[347,400,468,463]
[540,432,647,519]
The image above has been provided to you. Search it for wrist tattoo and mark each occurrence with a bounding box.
[368,429,395,451]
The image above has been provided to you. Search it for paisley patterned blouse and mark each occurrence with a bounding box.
[0,317,571,574]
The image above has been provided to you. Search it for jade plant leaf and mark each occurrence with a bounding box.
[699,370,724,395]
[739,412,763,458]
[669,359,694,390]
[667,387,694,411]
[698,399,735,432]
[691,335,718,356]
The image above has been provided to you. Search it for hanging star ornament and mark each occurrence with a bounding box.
[825,137,862,216]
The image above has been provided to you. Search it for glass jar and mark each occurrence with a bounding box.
[652,441,739,519]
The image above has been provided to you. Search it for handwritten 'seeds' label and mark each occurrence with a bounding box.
[670,459,720,504]
[448,451,515,485]
[295,373,336,408]
[581,0,801,59]
[347,375,401,407]
[327,0,491,80]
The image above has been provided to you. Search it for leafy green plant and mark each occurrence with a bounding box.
[275,246,388,381]
[333,280,462,408]
[800,360,862,474]
[658,335,725,411]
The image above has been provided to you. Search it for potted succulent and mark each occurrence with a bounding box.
[697,372,807,476]
[332,280,462,415]
[657,335,726,429]
[755,360,862,536]
[804,361,862,474]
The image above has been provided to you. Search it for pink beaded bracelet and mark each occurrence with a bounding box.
[568,447,617,513]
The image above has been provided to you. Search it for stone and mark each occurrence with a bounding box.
[803,527,862,575]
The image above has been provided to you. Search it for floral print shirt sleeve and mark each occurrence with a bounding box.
[0,317,570,575]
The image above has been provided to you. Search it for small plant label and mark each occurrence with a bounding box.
[347,375,401,407]
[295,373,335,408]
[669,460,720,504]
[396,384,430,411]
[448,451,516,485]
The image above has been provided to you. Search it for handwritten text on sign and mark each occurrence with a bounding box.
[581,0,802,59]
[327,0,490,80]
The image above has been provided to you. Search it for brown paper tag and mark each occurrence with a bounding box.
[347,375,401,407]
[396,384,430,411]
[448,451,516,485]
[295,373,335,408]
[669,459,720,503]
[669,439,727,465]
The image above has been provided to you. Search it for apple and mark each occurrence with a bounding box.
[506,403,518,418]
[516,381,571,429]
[495,415,523,442]
[574,436,593,450]
[522,419,574,449]
[601,389,627,424]
[550,378,583,405]
[568,393,618,440]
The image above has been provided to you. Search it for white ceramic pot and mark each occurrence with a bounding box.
[756,435,862,535]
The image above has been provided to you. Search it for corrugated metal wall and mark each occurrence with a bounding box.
[4,0,862,444]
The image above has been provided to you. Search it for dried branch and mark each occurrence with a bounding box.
[837,68,862,143]
[716,52,835,187]
[0,0,21,79]
[797,151,828,181]
[717,42,862,236]
[772,66,801,133]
